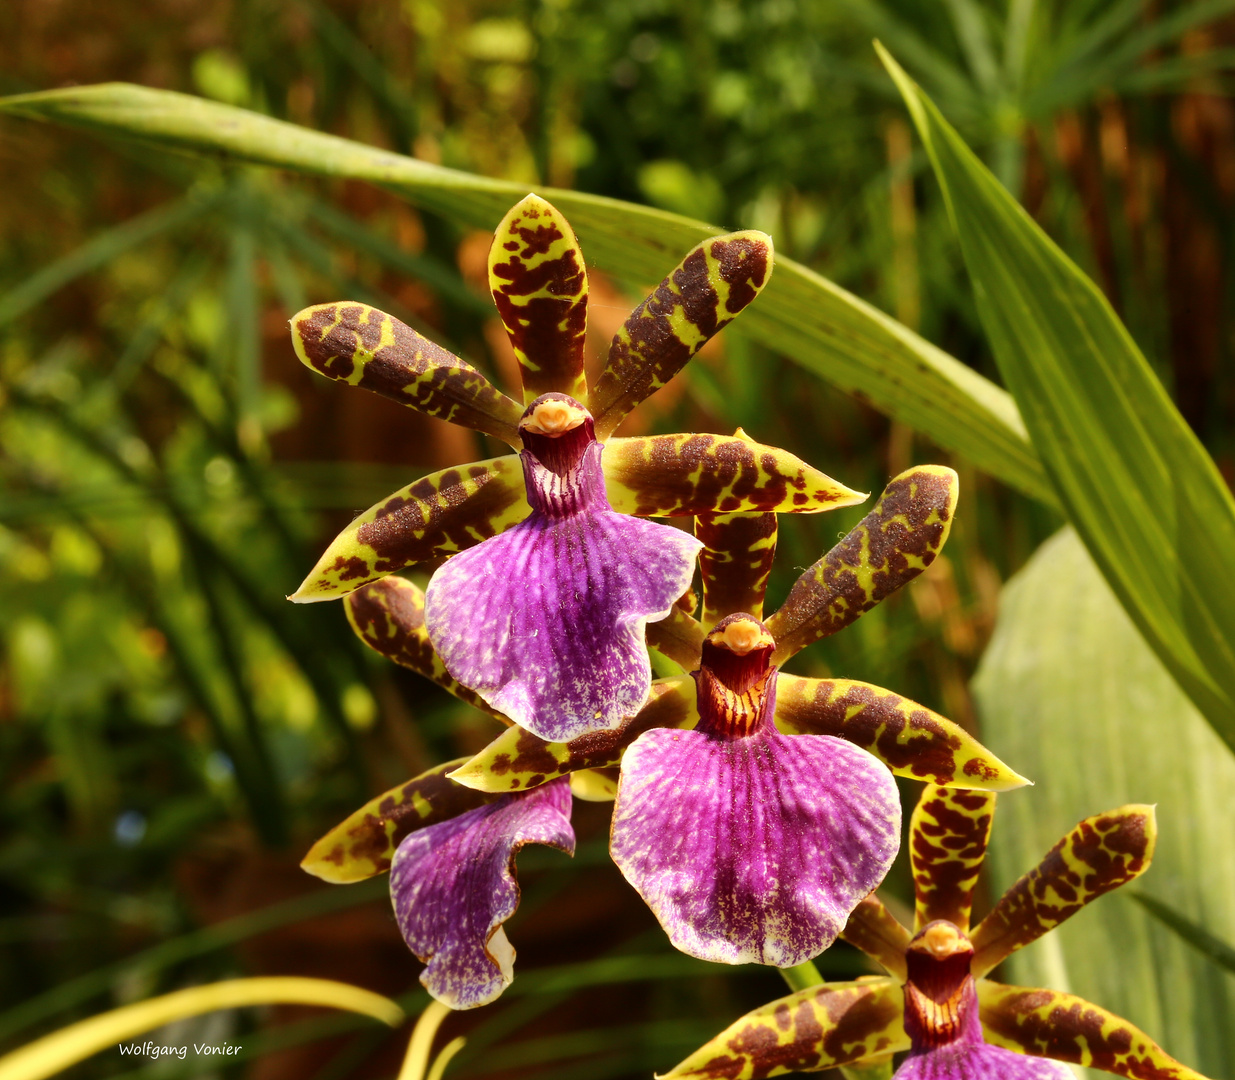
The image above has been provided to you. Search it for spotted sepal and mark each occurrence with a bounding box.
[300,758,494,883]
[488,195,589,404]
[588,232,774,439]
[344,576,508,722]
[978,981,1210,1080]
[839,895,911,980]
[646,604,705,672]
[604,431,866,518]
[448,675,697,794]
[767,466,957,664]
[910,785,996,933]
[290,456,528,602]
[970,805,1157,978]
[569,767,620,802]
[697,510,777,624]
[774,676,1028,790]
[660,977,908,1080]
[290,302,524,446]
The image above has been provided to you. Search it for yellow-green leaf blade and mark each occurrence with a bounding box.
[0,83,1051,502]
[0,978,402,1080]
[880,44,1235,751]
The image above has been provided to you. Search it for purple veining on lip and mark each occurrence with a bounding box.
[389,776,573,1009]
[894,1044,1075,1080]
[610,615,900,966]
[425,394,702,742]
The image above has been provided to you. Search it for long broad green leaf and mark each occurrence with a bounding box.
[972,529,1235,1080]
[0,82,1049,503]
[881,45,1235,752]
[1131,893,1235,979]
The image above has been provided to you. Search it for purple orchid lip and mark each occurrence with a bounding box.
[611,613,902,967]
[424,392,703,742]
[389,777,574,1009]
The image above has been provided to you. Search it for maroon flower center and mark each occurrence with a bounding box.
[518,394,607,517]
[903,921,981,1050]
[695,614,778,739]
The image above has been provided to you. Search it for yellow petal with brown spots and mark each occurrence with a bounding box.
[660,978,907,1080]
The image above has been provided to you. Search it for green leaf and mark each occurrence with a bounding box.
[0,82,1050,503]
[881,44,1235,754]
[1130,892,1235,979]
[971,528,1235,1079]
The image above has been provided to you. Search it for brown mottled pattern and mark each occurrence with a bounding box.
[300,758,495,884]
[488,196,589,402]
[773,677,961,782]
[343,577,508,721]
[839,895,911,980]
[978,982,1208,1080]
[646,604,705,671]
[970,806,1157,977]
[291,302,523,444]
[910,785,996,933]
[355,461,527,576]
[589,233,772,438]
[605,434,861,518]
[766,466,958,664]
[462,678,697,790]
[696,511,778,624]
[661,979,906,1080]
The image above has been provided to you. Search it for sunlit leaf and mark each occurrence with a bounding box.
[0,82,1051,501]
[882,44,1235,753]
[971,528,1235,1078]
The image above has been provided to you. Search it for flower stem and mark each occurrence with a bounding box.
[778,960,824,993]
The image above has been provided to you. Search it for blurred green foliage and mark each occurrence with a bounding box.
[2,1,1235,1077]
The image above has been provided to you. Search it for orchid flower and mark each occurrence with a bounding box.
[381,466,1025,969]
[662,785,1209,1080]
[288,194,864,741]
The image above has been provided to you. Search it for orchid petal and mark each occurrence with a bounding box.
[910,786,997,934]
[970,806,1157,977]
[646,603,705,672]
[588,231,773,439]
[604,431,866,517]
[568,767,620,801]
[344,576,509,721]
[448,675,697,793]
[290,457,528,602]
[895,1042,1073,1080]
[390,777,574,1010]
[290,302,523,445]
[768,466,957,664]
[840,895,911,981]
[301,758,492,883]
[660,978,907,1080]
[424,503,702,742]
[611,726,901,966]
[488,194,589,403]
[977,981,1209,1080]
[697,510,778,624]
[774,676,1028,791]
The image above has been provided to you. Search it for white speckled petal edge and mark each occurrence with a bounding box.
[610,728,900,965]
[390,777,573,1009]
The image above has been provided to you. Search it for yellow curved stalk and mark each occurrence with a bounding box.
[0,977,403,1080]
